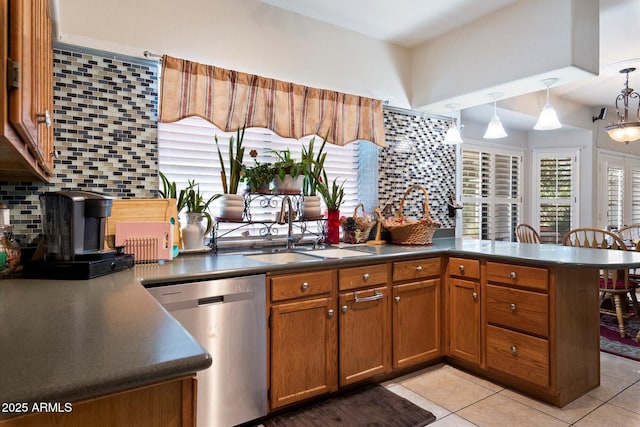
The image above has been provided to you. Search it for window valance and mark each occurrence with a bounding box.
[159,55,385,147]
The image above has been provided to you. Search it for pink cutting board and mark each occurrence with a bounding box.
[115,221,173,261]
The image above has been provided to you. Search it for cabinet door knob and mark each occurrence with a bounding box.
[510,271,517,279]
[510,303,517,312]
[472,292,478,301]
[416,265,423,272]
[301,282,309,291]
[510,345,517,354]
[327,309,334,318]
[342,305,348,313]
[363,273,370,281]
[394,296,400,303]
[37,110,52,128]
[459,265,465,273]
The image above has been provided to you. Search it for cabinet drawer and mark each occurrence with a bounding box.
[448,257,480,280]
[486,285,549,337]
[486,262,548,291]
[271,270,334,302]
[393,258,441,282]
[339,264,387,291]
[486,325,549,388]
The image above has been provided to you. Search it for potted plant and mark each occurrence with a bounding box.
[272,148,305,194]
[242,161,275,194]
[300,137,327,218]
[215,126,246,219]
[181,179,219,249]
[317,171,345,244]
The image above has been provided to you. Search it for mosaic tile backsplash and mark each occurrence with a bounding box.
[0,45,455,248]
[379,110,456,229]
[0,44,158,246]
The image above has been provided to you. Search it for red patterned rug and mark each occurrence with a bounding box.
[600,313,640,362]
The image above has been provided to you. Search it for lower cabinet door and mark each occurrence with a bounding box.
[392,278,441,369]
[339,286,391,386]
[270,296,338,409]
[449,278,481,365]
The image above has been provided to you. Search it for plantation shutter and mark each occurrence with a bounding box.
[606,165,624,230]
[536,153,577,244]
[632,167,640,224]
[158,117,359,246]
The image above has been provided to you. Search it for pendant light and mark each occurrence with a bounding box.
[483,93,507,139]
[443,103,463,144]
[604,68,640,143]
[534,78,562,130]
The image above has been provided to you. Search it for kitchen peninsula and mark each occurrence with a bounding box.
[2,238,640,424]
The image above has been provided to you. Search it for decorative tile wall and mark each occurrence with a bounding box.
[379,109,456,229]
[0,44,158,246]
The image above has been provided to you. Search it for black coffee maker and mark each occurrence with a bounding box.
[29,191,134,279]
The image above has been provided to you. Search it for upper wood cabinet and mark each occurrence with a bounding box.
[0,0,54,181]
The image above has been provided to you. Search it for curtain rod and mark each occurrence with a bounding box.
[143,50,163,61]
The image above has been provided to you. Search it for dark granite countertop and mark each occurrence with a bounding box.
[3,237,640,415]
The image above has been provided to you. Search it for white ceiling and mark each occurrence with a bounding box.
[262,0,640,130]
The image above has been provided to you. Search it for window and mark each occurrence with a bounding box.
[461,143,522,241]
[158,117,360,246]
[533,150,579,243]
[600,153,640,230]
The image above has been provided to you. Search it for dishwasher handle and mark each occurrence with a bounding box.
[161,290,255,311]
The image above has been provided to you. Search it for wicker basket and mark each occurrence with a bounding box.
[383,185,441,245]
[340,203,376,244]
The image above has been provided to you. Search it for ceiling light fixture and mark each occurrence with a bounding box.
[443,103,463,145]
[534,78,562,130]
[604,68,640,143]
[483,93,507,139]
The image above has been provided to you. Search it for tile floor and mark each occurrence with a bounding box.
[383,352,640,426]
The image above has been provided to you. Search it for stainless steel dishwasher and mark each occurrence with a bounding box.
[146,274,267,427]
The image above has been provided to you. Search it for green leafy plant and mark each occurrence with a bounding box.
[272,148,305,181]
[215,126,246,194]
[317,172,345,210]
[242,161,275,193]
[159,171,188,213]
[301,136,327,196]
[182,179,219,233]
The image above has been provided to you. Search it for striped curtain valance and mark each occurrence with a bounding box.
[159,55,386,147]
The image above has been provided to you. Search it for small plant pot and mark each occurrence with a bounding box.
[274,174,303,194]
[216,194,244,220]
[302,195,322,219]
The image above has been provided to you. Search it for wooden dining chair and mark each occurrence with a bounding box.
[616,224,640,250]
[562,227,640,339]
[515,223,541,244]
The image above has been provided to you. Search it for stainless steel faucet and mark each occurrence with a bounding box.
[277,196,300,249]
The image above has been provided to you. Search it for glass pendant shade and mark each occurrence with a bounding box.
[534,104,562,130]
[483,114,507,139]
[604,122,640,143]
[443,121,463,144]
[604,68,640,143]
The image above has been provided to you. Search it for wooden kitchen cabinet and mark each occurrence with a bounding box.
[0,0,54,181]
[448,258,481,365]
[392,257,442,369]
[338,264,390,386]
[268,270,338,410]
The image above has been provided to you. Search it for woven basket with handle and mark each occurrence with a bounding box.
[340,203,376,244]
[383,185,441,245]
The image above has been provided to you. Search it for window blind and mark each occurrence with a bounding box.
[158,117,359,246]
[607,165,624,229]
[536,154,576,244]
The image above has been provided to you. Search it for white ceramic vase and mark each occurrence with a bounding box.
[182,212,208,249]
[274,174,303,194]
[302,195,321,218]
[216,194,245,220]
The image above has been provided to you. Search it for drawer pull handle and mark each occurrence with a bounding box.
[327,309,334,318]
[459,265,465,273]
[301,282,309,291]
[354,288,384,303]
[363,273,370,281]
[509,271,517,279]
[416,265,423,272]
[342,305,348,313]
[472,292,478,301]
[510,303,517,312]
[394,296,400,303]
[510,345,517,355]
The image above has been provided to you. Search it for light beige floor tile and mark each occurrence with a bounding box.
[587,372,635,402]
[499,388,604,424]
[428,414,478,427]
[457,394,569,427]
[391,362,447,383]
[440,364,504,392]
[609,382,640,415]
[400,365,497,412]
[385,383,451,420]
[574,402,640,426]
[600,352,640,382]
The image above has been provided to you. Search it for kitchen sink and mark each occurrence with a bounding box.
[303,247,373,259]
[244,251,319,264]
